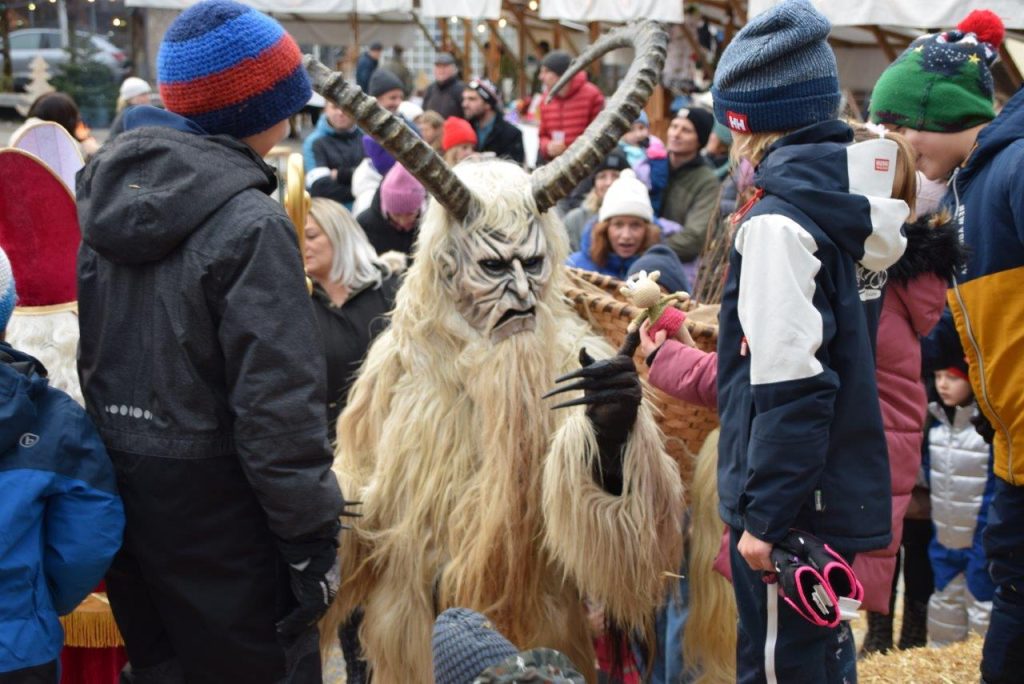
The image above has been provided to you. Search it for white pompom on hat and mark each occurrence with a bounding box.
[598,169,653,223]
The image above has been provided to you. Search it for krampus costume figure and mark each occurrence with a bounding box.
[307,22,685,683]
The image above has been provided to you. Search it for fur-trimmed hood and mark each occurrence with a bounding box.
[886,212,966,284]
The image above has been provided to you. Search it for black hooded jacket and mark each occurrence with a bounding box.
[76,114,343,542]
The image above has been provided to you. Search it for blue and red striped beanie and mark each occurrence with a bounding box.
[157,0,311,139]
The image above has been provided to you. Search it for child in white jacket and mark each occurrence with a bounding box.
[927,362,996,646]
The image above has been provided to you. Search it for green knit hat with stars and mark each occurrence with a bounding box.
[870,9,1004,133]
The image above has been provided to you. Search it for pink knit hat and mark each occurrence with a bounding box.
[380,163,426,215]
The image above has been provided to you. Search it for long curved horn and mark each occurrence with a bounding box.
[531,21,667,214]
[304,56,478,222]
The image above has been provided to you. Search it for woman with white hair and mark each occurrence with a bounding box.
[107,77,154,142]
[305,197,401,442]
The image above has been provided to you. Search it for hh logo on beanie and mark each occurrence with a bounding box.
[726,111,749,133]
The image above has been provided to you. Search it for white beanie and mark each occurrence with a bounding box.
[119,77,152,101]
[599,169,653,223]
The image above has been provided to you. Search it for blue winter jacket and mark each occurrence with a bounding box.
[0,343,124,673]
[717,120,908,552]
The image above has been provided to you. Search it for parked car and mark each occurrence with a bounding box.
[1,29,127,90]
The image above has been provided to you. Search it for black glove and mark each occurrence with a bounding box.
[276,522,341,640]
[972,410,996,445]
[544,335,643,495]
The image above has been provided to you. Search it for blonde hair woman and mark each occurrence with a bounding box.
[304,197,402,441]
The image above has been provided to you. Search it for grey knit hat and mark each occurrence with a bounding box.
[433,608,518,684]
[711,0,839,134]
[369,67,404,97]
[541,51,572,77]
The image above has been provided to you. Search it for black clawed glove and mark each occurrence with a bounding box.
[972,410,996,445]
[544,343,642,495]
[276,521,341,640]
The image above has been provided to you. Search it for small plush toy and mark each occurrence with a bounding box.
[620,270,689,338]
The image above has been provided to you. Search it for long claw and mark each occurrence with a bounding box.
[553,362,624,384]
[542,378,593,399]
[552,389,633,410]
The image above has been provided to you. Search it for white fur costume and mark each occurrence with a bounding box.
[326,161,684,682]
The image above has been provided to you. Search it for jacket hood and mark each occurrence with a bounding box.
[78,112,278,265]
[961,87,1024,187]
[0,343,46,454]
[756,120,909,272]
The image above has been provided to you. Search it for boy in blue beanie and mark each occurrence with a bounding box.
[75,1,344,681]
[711,1,908,681]
[0,247,125,680]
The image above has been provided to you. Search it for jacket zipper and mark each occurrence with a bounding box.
[949,170,1015,484]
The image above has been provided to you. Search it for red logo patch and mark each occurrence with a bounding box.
[874,158,890,172]
[726,110,749,133]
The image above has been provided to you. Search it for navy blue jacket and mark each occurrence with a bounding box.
[0,343,123,673]
[717,121,908,552]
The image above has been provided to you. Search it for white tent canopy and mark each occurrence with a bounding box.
[539,0,683,23]
[418,0,501,19]
[125,0,412,12]
[747,0,1024,29]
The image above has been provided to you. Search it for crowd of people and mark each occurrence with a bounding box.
[1,0,1022,682]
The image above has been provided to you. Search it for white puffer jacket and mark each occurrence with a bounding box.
[928,402,990,550]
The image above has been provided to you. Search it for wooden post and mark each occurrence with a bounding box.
[439,17,450,56]
[485,19,520,95]
[463,18,473,79]
[350,12,360,63]
[553,22,562,50]
[487,25,501,84]
[999,43,1023,90]
[588,22,601,81]
[1,5,13,88]
[514,8,528,100]
[646,84,668,143]
[866,25,897,62]
[413,14,442,52]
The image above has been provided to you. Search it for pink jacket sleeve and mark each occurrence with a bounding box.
[648,340,718,409]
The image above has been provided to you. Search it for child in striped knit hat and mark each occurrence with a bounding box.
[75,1,345,681]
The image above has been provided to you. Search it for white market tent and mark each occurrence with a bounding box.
[124,0,1022,99]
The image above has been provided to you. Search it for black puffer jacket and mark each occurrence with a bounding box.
[76,118,343,541]
[312,271,400,442]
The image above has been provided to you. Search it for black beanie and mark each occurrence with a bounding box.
[369,68,403,97]
[674,106,715,149]
[541,50,572,77]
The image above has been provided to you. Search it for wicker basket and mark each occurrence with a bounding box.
[563,268,720,490]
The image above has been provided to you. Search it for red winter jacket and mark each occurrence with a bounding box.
[538,71,604,161]
[852,274,948,612]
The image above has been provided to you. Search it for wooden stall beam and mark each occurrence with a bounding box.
[463,18,473,79]
[864,25,897,61]
[588,21,601,80]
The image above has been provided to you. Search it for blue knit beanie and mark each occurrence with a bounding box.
[157,0,311,139]
[433,608,518,684]
[712,0,839,134]
[0,247,15,332]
